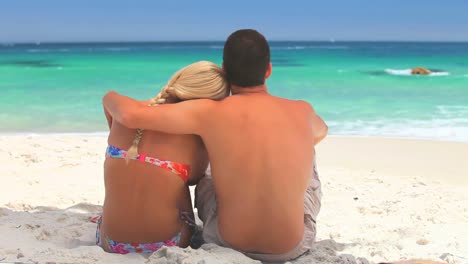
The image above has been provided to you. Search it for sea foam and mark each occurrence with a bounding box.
[385,68,450,76]
[103,47,132,51]
[271,45,349,50]
[328,118,468,142]
[209,45,223,49]
[27,49,50,53]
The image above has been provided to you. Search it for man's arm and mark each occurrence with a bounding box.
[311,112,328,145]
[102,91,214,135]
[300,100,328,145]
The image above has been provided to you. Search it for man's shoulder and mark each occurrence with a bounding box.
[289,99,316,115]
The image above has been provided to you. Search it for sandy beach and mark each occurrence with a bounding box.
[0,135,467,264]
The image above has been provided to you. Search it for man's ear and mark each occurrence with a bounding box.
[265,62,272,79]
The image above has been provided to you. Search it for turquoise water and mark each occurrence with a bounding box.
[1,42,468,141]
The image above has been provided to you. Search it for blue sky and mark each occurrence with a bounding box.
[1,0,468,42]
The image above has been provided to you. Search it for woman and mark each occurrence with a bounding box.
[98,61,229,254]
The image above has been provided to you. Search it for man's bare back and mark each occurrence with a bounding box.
[199,89,319,252]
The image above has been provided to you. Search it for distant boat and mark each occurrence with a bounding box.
[329,38,336,43]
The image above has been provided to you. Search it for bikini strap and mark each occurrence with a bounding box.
[106,145,190,183]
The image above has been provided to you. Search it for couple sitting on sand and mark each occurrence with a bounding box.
[100,29,328,262]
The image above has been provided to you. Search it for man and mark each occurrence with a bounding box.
[103,29,327,262]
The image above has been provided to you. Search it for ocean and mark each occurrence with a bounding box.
[1,41,467,141]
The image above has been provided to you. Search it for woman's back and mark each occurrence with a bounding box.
[98,60,229,253]
[101,119,207,246]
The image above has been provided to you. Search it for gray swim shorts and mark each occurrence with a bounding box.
[195,163,322,263]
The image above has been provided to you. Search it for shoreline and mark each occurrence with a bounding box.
[316,136,468,186]
[2,132,468,144]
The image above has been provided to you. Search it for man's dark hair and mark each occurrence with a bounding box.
[223,29,270,87]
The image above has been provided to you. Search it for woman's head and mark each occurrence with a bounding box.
[150,60,230,105]
[126,61,229,160]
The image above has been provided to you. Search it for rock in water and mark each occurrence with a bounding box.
[411,67,432,75]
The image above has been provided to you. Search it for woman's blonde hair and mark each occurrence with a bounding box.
[126,61,230,160]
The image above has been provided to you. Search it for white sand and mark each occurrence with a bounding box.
[0,135,467,264]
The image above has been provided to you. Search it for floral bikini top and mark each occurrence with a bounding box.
[105,145,190,183]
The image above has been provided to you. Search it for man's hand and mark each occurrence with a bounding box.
[102,91,141,128]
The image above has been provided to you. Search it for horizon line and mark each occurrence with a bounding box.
[2,39,468,45]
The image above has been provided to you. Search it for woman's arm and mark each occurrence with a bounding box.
[103,105,113,130]
[178,185,195,247]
